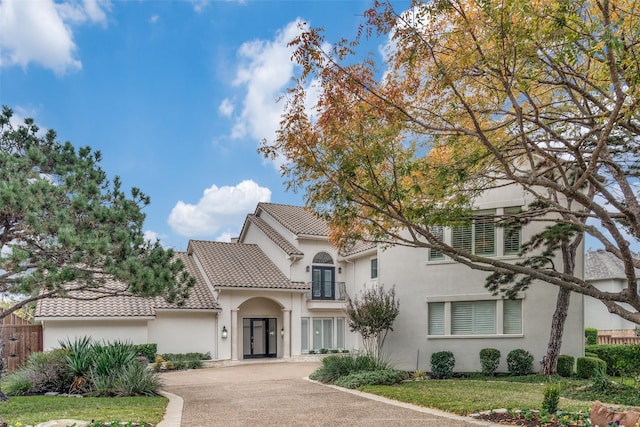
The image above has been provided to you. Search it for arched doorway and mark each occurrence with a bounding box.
[238,297,283,359]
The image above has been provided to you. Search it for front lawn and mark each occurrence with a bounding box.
[0,395,168,425]
[360,378,591,415]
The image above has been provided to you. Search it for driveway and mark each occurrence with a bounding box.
[160,361,498,427]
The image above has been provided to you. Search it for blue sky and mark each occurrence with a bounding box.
[1,0,408,250]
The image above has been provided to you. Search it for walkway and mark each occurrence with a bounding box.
[160,361,499,427]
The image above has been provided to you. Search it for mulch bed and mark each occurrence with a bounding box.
[474,411,583,426]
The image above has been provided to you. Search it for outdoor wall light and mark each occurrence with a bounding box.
[280,327,284,337]
[221,326,228,339]
[306,265,310,272]
[338,267,342,274]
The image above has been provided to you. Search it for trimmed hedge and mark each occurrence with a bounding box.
[576,356,606,379]
[585,344,640,376]
[479,348,501,376]
[430,351,455,379]
[584,327,598,346]
[557,354,575,378]
[507,349,534,376]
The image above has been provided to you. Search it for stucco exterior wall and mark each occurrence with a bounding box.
[584,279,637,330]
[147,310,217,356]
[41,319,150,350]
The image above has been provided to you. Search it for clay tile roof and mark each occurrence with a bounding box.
[585,249,640,281]
[35,280,154,318]
[246,214,304,258]
[154,252,219,310]
[188,240,308,290]
[257,203,329,237]
[340,240,377,258]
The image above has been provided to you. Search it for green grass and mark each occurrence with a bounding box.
[0,395,168,425]
[360,378,594,415]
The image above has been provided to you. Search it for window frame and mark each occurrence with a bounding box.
[370,258,378,279]
[427,296,523,338]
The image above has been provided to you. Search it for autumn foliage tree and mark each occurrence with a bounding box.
[0,107,194,398]
[262,0,640,374]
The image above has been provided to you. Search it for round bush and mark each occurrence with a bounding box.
[556,354,575,378]
[506,349,534,376]
[576,356,607,379]
[430,351,455,379]
[479,348,501,375]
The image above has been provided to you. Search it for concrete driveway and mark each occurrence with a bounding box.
[160,361,498,427]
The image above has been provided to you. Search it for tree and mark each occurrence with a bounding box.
[345,285,399,360]
[0,106,195,399]
[262,0,640,374]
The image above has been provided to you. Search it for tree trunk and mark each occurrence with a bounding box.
[542,286,571,375]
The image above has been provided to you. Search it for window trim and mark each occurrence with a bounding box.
[370,258,378,279]
[427,294,524,338]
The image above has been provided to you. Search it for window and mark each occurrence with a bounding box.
[503,207,522,255]
[336,317,345,349]
[452,301,496,335]
[312,267,334,299]
[428,225,445,261]
[428,302,445,335]
[450,210,496,255]
[301,317,345,351]
[503,299,522,334]
[312,318,333,350]
[428,298,522,336]
[371,258,378,279]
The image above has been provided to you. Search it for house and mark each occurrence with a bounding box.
[35,192,585,373]
[584,249,640,337]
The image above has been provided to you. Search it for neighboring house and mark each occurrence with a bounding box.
[36,192,585,373]
[584,249,640,332]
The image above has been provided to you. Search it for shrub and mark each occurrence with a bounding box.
[556,355,575,378]
[160,352,211,361]
[584,327,598,346]
[113,362,162,396]
[585,344,640,376]
[14,349,74,395]
[479,348,500,375]
[507,349,534,376]
[319,348,329,354]
[333,369,405,388]
[134,343,158,361]
[576,356,607,379]
[542,383,561,414]
[430,351,455,379]
[309,354,384,383]
[2,368,32,396]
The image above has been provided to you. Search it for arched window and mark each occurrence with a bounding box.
[312,252,334,264]
[311,252,335,299]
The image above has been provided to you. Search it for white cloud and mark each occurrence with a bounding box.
[229,19,308,142]
[0,0,110,75]
[168,180,271,237]
[215,231,235,243]
[149,15,160,24]
[218,98,235,117]
[188,0,209,13]
[144,230,166,245]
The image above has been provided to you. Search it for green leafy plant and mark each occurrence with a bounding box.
[479,348,500,376]
[576,356,607,379]
[333,369,405,388]
[430,351,455,379]
[542,383,561,414]
[557,355,575,378]
[507,349,534,376]
[584,328,598,346]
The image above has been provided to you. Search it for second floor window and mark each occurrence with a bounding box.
[371,258,378,279]
[312,252,335,300]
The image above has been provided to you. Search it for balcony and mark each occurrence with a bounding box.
[305,282,347,310]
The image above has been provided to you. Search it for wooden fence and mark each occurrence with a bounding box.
[597,334,640,345]
[1,311,43,371]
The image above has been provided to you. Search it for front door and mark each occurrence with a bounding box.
[243,318,277,358]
